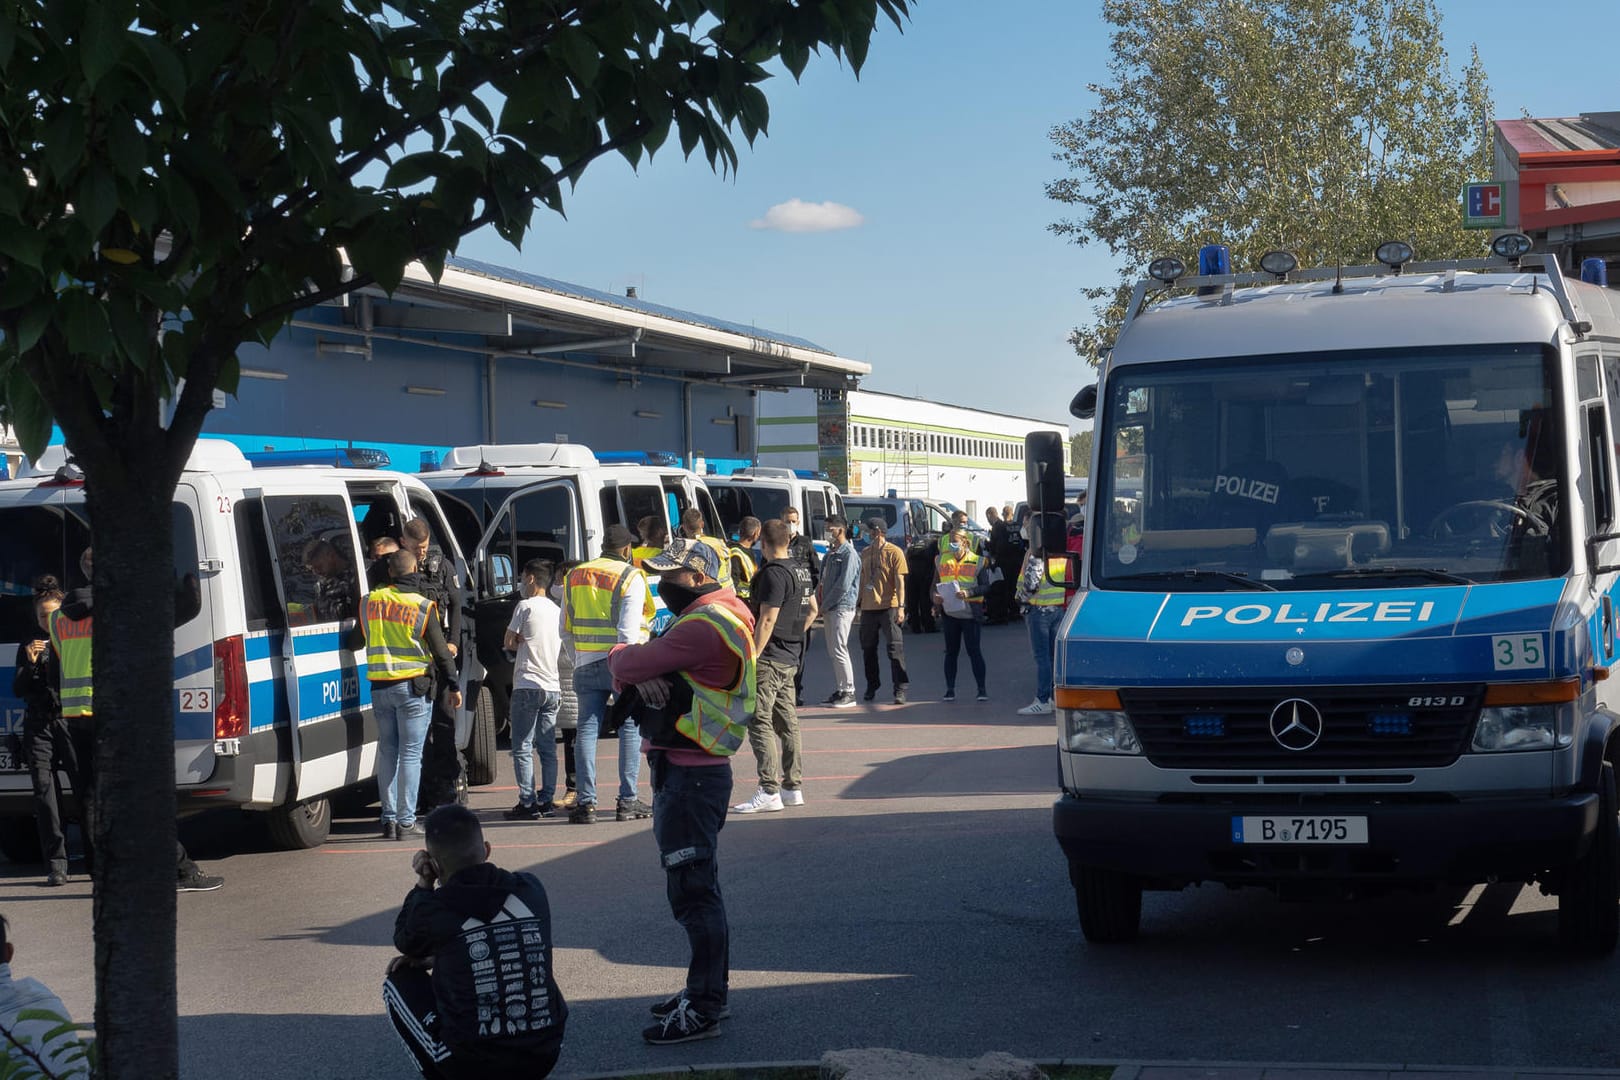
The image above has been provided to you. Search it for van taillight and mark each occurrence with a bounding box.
[214,635,248,739]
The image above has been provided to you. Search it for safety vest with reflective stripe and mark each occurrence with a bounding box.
[364,586,435,681]
[1031,556,1069,607]
[937,551,984,604]
[565,557,652,654]
[698,535,734,589]
[673,603,756,757]
[49,610,94,719]
[728,547,757,599]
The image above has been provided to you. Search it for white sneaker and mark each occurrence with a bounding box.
[1017,699,1053,716]
[732,788,784,814]
[780,789,805,807]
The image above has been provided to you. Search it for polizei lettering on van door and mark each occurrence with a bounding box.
[1180,601,1437,627]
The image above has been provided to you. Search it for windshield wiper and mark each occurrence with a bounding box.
[1292,566,1474,586]
[1110,569,1277,591]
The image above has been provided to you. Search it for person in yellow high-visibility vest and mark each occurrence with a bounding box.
[366,549,461,841]
[933,528,992,702]
[49,547,225,890]
[607,535,756,1043]
[562,524,655,824]
[678,507,734,590]
[727,515,761,600]
[1014,526,1073,716]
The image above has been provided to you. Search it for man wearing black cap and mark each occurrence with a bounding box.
[562,524,655,825]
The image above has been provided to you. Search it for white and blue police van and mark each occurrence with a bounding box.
[706,466,845,555]
[1030,237,1620,951]
[418,442,723,756]
[0,439,472,855]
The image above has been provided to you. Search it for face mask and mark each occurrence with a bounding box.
[660,581,704,616]
[787,521,800,536]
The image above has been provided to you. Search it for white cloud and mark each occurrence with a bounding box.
[747,198,865,234]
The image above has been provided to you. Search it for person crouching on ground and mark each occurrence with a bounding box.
[607,537,757,1045]
[384,804,568,1079]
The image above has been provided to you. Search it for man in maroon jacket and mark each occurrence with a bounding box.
[608,537,757,1046]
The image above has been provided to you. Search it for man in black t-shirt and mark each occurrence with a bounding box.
[733,519,818,815]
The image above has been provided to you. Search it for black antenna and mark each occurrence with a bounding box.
[1332,175,1345,294]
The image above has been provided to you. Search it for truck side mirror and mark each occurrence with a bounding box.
[1070,385,1097,421]
[1025,431,1067,528]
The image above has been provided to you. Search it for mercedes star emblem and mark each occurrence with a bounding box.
[1269,698,1324,751]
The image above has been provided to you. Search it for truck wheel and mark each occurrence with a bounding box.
[465,689,498,787]
[1558,762,1620,954]
[1071,861,1142,943]
[0,817,42,865]
[266,796,332,850]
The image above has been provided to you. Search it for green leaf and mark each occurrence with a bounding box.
[79,1,129,90]
[13,304,51,353]
[3,365,54,459]
[75,166,118,236]
[216,352,240,396]
[554,26,601,87]
[0,220,46,271]
[61,289,114,357]
[43,107,87,182]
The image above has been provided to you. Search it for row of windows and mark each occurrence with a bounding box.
[848,422,1026,461]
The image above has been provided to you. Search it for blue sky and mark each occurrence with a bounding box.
[458,0,1620,428]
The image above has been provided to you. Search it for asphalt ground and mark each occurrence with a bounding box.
[3,617,1620,1078]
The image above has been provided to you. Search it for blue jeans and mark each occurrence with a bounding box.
[1028,603,1064,703]
[374,680,433,827]
[649,751,732,1014]
[942,616,986,694]
[573,658,641,807]
[510,687,561,807]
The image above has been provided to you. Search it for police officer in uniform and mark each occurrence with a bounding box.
[402,518,465,813]
[51,548,224,890]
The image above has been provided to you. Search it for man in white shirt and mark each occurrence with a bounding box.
[504,559,565,820]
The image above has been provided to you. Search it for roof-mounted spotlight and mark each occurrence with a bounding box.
[1148,256,1186,284]
[1374,240,1414,273]
[1258,250,1298,278]
[1491,232,1534,261]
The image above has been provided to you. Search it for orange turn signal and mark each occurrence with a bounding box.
[1482,679,1581,706]
[1054,687,1122,711]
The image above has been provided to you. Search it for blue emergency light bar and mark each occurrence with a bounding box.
[595,450,683,467]
[1582,258,1608,287]
[244,447,392,469]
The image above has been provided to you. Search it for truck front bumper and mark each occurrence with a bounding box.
[1053,791,1600,887]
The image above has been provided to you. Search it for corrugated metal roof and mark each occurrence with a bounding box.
[443,255,833,355]
[1498,113,1620,159]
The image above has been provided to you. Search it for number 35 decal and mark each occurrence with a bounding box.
[1492,633,1546,671]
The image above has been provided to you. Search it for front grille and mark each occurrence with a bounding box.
[1120,684,1483,770]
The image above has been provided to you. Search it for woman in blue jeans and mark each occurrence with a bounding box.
[1015,544,1068,716]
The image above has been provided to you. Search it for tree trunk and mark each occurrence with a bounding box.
[85,447,181,1080]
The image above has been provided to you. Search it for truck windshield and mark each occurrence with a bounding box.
[1092,344,1568,590]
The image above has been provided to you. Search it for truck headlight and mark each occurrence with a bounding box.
[1471,705,1558,752]
[1060,709,1142,754]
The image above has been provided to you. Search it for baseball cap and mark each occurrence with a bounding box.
[864,516,887,535]
[643,536,721,578]
[602,524,635,552]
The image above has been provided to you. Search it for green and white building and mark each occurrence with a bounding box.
[756,388,1068,519]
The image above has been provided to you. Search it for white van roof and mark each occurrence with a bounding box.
[440,444,600,470]
[22,438,249,478]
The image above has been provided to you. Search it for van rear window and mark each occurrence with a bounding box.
[0,502,202,643]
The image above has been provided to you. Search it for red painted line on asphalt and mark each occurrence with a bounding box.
[798,723,1013,731]
[319,838,607,854]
